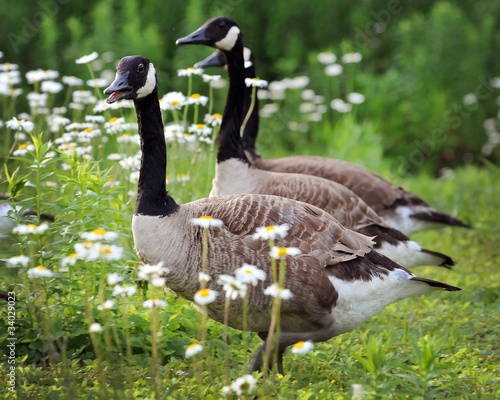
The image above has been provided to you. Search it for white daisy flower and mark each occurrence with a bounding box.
[299,102,316,113]
[25,69,46,83]
[187,93,208,106]
[85,115,105,123]
[252,224,290,241]
[112,284,137,297]
[264,283,293,300]
[86,78,108,88]
[291,340,314,354]
[137,262,169,280]
[347,92,365,104]
[6,117,34,133]
[13,223,49,235]
[245,77,268,88]
[177,67,203,77]
[89,322,104,333]
[97,244,123,261]
[317,51,337,64]
[75,52,99,64]
[199,272,211,284]
[204,113,223,127]
[27,265,54,278]
[325,63,343,77]
[0,63,18,72]
[107,273,123,286]
[160,91,186,110]
[235,264,266,286]
[230,374,257,396]
[61,253,78,269]
[12,143,35,156]
[119,155,141,170]
[342,52,362,63]
[463,93,478,106]
[72,90,96,105]
[188,123,212,136]
[194,288,219,305]
[185,343,203,358]
[330,99,352,113]
[270,246,301,259]
[151,277,166,287]
[41,81,63,94]
[6,255,30,268]
[97,300,115,310]
[62,75,83,86]
[218,274,247,300]
[191,215,224,228]
[143,297,167,308]
[202,74,222,82]
[81,228,119,241]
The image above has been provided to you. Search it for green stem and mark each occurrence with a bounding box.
[240,86,256,137]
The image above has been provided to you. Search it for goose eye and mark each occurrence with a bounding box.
[137,63,145,73]
[217,22,226,29]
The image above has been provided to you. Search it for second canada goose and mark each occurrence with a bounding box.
[194,49,470,236]
[0,193,56,235]
[104,51,460,374]
[180,19,454,270]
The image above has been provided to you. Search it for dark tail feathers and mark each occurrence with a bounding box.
[420,248,455,269]
[411,210,470,229]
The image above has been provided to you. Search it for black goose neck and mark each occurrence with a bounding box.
[134,90,179,216]
[217,42,250,165]
[241,61,260,153]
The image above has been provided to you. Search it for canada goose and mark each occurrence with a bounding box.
[194,49,470,236]
[0,193,55,235]
[104,51,461,373]
[183,20,454,270]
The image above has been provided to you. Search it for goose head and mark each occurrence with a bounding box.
[176,17,243,52]
[104,56,157,103]
[194,47,254,69]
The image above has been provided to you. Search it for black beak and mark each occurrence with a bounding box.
[176,26,211,46]
[103,72,132,103]
[194,50,226,69]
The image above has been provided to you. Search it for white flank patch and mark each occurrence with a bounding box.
[377,240,422,269]
[215,26,241,51]
[136,63,156,99]
[209,159,264,197]
[327,268,428,335]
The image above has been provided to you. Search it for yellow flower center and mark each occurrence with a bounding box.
[186,67,194,71]
[26,223,37,230]
[101,246,112,254]
[265,226,276,232]
[199,215,213,220]
[199,288,210,298]
[36,265,48,271]
[276,247,288,257]
[252,77,260,82]
[243,269,253,274]
[17,121,23,126]
[83,241,94,247]
[294,341,305,349]
[107,178,115,182]
[212,113,222,119]
[108,117,118,123]
[187,343,198,350]
[196,124,205,129]
[18,143,28,149]
[84,127,93,132]
[176,173,187,179]
[166,175,171,180]
[171,100,179,106]
[190,93,201,99]
[69,252,77,259]
[92,228,107,235]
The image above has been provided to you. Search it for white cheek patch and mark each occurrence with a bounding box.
[215,26,241,51]
[136,63,156,98]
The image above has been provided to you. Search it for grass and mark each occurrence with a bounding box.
[0,53,499,399]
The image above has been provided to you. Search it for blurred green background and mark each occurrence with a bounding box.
[1,0,500,173]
